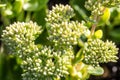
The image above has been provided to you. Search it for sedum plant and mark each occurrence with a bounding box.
[1,1,119,80]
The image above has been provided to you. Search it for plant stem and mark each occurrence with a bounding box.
[90,7,106,37]
[90,15,98,37]
[25,11,31,22]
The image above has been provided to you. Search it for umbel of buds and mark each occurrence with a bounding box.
[47,21,89,47]
[21,46,74,80]
[46,4,89,47]
[2,21,42,54]
[82,39,118,67]
[85,0,120,17]
[45,4,75,24]
[2,21,74,80]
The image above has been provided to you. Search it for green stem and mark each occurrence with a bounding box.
[72,48,84,65]
[25,11,31,22]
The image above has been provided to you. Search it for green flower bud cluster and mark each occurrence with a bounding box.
[2,14,74,79]
[2,21,42,54]
[2,4,119,80]
[85,0,103,16]
[45,4,75,24]
[21,46,74,80]
[47,21,89,47]
[102,0,120,7]
[82,39,118,67]
[85,0,120,17]
[46,4,89,47]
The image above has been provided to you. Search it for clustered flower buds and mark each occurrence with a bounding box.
[82,39,118,67]
[47,21,89,47]
[21,46,74,80]
[45,4,75,24]
[102,0,120,7]
[85,0,120,17]
[2,21,42,54]
[85,0,103,16]
[2,20,74,80]
[1,4,119,80]
[46,4,89,47]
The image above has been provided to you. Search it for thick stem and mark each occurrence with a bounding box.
[90,15,98,37]
[90,23,97,36]
[25,11,31,22]
[90,7,106,37]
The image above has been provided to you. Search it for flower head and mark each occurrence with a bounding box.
[85,0,120,17]
[45,4,75,24]
[47,21,89,47]
[45,4,89,48]
[2,21,42,53]
[82,39,118,67]
[21,46,74,80]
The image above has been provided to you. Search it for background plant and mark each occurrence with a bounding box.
[0,0,120,80]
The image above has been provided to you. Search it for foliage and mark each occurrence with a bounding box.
[0,0,120,80]
[0,0,48,26]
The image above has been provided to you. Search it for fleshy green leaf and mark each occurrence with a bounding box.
[33,7,47,26]
[109,28,120,43]
[94,29,103,39]
[87,66,104,76]
[13,0,23,13]
[70,0,90,21]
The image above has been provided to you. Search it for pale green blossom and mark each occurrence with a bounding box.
[47,21,89,47]
[85,0,120,17]
[2,21,42,54]
[21,46,74,80]
[45,4,75,24]
[82,39,118,67]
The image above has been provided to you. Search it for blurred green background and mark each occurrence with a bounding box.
[0,0,120,80]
